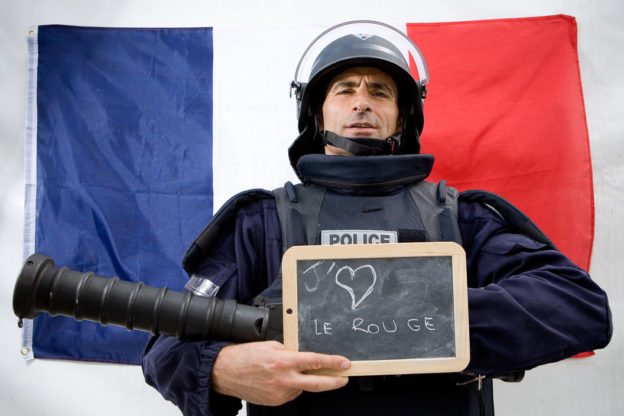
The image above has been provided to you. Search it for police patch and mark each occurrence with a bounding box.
[321,230,397,245]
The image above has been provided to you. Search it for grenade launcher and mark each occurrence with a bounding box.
[12,254,283,343]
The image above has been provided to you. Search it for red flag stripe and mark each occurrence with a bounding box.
[406,15,593,270]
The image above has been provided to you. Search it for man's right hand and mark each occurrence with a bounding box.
[211,340,351,406]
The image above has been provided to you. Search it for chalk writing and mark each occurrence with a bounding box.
[314,319,333,335]
[301,260,378,310]
[351,317,436,334]
[310,317,437,336]
[335,265,377,310]
[301,260,325,292]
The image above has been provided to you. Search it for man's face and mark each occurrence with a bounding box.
[321,66,401,156]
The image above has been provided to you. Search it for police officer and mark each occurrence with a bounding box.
[142,21,611,416]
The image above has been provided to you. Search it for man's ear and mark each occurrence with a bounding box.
[396,109,405,133]
[316,111,324,132]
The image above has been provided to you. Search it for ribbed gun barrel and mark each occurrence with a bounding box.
[13,254,281,343]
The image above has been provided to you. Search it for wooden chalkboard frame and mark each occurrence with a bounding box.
[282,242,469,376]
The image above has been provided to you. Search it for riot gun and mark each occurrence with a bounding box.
[12,253,283,343]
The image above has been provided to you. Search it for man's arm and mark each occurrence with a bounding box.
[458,199,612,377]
[142,197,351,415]
[143,336,241,416]
[142,336,350,415]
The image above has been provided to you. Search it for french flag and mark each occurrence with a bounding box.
[22,15,593,364]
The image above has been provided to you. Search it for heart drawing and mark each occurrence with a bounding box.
[334,264,377,310]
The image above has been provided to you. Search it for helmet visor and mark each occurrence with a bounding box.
[293,20,429,89]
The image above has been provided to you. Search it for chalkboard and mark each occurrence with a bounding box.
[282,242,469,376]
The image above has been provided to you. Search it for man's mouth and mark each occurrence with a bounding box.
[344,122,378,137]
[348,122,375,129]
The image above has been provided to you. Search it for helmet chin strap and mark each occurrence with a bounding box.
[321,131,400,156]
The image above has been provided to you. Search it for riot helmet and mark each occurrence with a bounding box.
[289,20,429,175]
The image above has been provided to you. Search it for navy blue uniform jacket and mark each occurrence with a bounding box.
[142,193,611,416]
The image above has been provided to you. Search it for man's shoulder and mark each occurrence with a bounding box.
[457,189,556,250]
[221,188,276,208]
[182,188,278,274]
[210,188,280,228]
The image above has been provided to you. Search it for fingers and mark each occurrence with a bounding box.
[292,351,351,373]
[291,372,350,393]
[285,350,351,393]
[264,340,351,373]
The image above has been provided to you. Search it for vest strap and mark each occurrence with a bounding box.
[274,182,326,251]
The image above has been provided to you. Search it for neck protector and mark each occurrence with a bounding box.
[296,153,434,192]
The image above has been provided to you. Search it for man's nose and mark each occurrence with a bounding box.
[352,88,372,112]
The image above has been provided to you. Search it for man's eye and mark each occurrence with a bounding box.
[373,91,390,98]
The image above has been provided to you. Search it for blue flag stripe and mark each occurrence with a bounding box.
[29,25,214,364]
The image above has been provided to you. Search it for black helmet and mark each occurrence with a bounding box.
[289,20,429,175]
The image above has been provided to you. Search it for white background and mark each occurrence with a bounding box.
[1,1,622,415]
